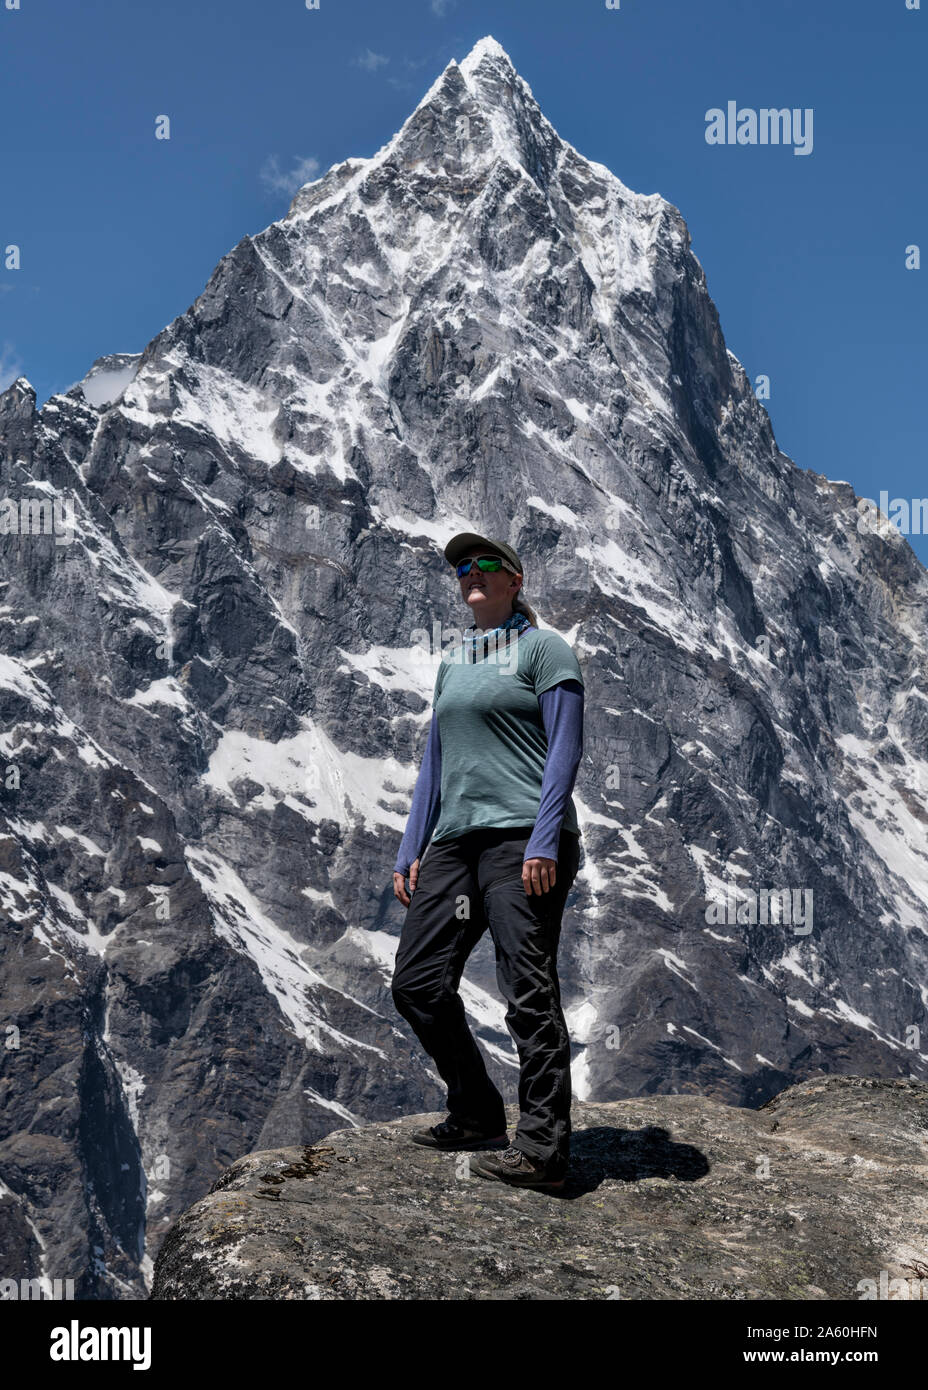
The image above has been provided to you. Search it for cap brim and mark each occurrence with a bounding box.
[443,532,499,567]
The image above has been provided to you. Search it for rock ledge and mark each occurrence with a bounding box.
[151,1076,928,1300]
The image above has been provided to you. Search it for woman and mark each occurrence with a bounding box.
[391,531,584,1191]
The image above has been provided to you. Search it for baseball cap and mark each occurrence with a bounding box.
[443,532,523,575]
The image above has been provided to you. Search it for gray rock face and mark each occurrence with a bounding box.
[2,34,927,1298]
[150,1076,928,1300]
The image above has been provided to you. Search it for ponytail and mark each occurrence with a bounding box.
[512,587,539,628]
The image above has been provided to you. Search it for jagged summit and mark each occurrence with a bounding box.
[460,33,513,69]
[404,34,518,120]
[286,33,652,229]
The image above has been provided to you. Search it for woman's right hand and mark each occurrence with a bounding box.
[393,858,420,907]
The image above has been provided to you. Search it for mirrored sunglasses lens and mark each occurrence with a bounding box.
[456,555,504,577]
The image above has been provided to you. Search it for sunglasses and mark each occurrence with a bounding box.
[455,555,517,578]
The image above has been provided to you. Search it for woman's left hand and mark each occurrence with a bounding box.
[522,857,556,895]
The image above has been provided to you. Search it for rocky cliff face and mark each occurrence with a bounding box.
[150,1076,928,1300]
[2,34,927,1299]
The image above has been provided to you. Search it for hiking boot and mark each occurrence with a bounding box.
[411,1116,508,1150]
[468,1145,567,1191]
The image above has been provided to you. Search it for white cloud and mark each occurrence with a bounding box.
[259,154,321,198]
[355,48,390,72]
[0,341,23,393]
[385,51,437,91]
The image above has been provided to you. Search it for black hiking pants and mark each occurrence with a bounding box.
[391,825,582,1178]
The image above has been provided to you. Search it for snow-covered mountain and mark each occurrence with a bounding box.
[2,34,927,1298]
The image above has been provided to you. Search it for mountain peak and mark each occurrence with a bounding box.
[286,32,652,227]
[458,34,516,76]
[407,33,521,128]
[384,32,562,194]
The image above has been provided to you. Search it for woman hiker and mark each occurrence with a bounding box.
[391,531,585,1192]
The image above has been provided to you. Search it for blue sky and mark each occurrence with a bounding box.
[2,0,926,558]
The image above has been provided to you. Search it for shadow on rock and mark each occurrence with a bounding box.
[559,1125,710,1198]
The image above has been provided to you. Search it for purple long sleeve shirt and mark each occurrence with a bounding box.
[392,678,584,875]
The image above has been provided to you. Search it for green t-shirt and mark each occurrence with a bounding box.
[429,626,584,844]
